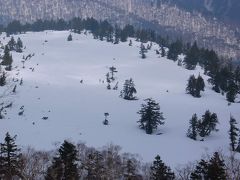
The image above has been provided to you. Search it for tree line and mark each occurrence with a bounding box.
[1,132,239,180]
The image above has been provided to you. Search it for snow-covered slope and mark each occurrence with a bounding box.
[0,31,239,167]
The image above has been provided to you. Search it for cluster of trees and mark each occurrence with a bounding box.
[1,132,237,179]
[187,110,219,140]
[167,40,240,103]
[7,36,23,52]
[186,74,205,97]
[2,18,239,102]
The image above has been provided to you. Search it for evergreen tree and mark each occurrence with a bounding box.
[67,34,73,41]
[198,110,219,138]
[226,80,238,103]
[124,159,138,180]
[161,46,166,57]
[139,43,146,59]
[229,115,239,151]
[167,40,183,61]
[190,159,208,179]
[7,37,16,51]
[137,98,164,134]
[191,152,226,180]
[1,45,13,68]
[207,152,227,180]
[0,132,23,179]
[16,37,23,53]
[186,75,205,98]
[0,71,6,86]
[184,42,199,70]
[45,140,79,180]
[187,114,198,140]
[109,66,117,81]
[150,155,175,180]
[120,78,137,100]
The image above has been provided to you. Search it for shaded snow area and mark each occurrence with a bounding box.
[0,31,239,167]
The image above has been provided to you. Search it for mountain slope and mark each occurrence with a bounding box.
[0,0,239,60]
[0,31,239,167]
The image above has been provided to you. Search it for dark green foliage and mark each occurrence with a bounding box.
[226,80,238,103]
[186,74,205,98]
[184,42,199,70]
[0,132,23,179]
[198,110,218,138]
[191,152,227,180]
[16,37,23,53]
[67,34,73,41]
[167,39,183,61]
[120,78,137,100]
[109,66,117,81]
[187,114,198,140]
[124,159,138,179]
[1,45,13,68]
[229,116,239,151]
[150,155,175,180]
[137,98,165,134]
[0,71,7,86]
[140,43,147,59]
[8,37,16,51]
[45,140,79,180]
[161,46,166,57]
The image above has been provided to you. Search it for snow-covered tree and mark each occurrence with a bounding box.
[120,78,137,100]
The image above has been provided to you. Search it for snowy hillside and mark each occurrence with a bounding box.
[0,31,239,168]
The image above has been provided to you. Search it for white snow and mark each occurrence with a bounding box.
[0,30,239,168]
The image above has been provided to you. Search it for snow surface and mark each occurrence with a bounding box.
[0,31,239,168]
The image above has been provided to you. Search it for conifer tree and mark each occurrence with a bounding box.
[184,42,199,70]
[191,152,227,180]
[207,152,227,180]
[161,46,166,57]
[67,34,73,41]
[229,116,239,151]
[150,155,175,180]
[198,110,218,138]
[16,37,23,53]
[120,78,137,100]
[0,71,6,86]
[137,98,164,134]
[187,114,198,140]
[1,45,13,68]
[226,80,238,103]
[109,66,117,81]
[186,75,197,97]
[7,36,16,51]
[45,140,79,180]
[0,132,23,179]
[139,43,146,59]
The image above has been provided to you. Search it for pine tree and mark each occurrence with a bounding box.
[7,36,16,51]
[0,71,6,86]
[229,115,239,151]
[161,46,166,57]
[120,78,137,100]
[226,80,238,103]
[139,43,146,59]
[67,34,73,41]
[109,66,117,81]
[207,152,227,180]
[186,75,197,97]
[198,110,219,138]
[186,75,205,98]
[150,155,175,180]
[190,159,208,179]
[184,42,199,70]
[45,140,79,180]
[16,37,23,53]
[0,132,23,179]
[191,152,227,180]
[187,114,198,140]
[137,98,165,134]
[124,159,138,180]
[1,45,13,67]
